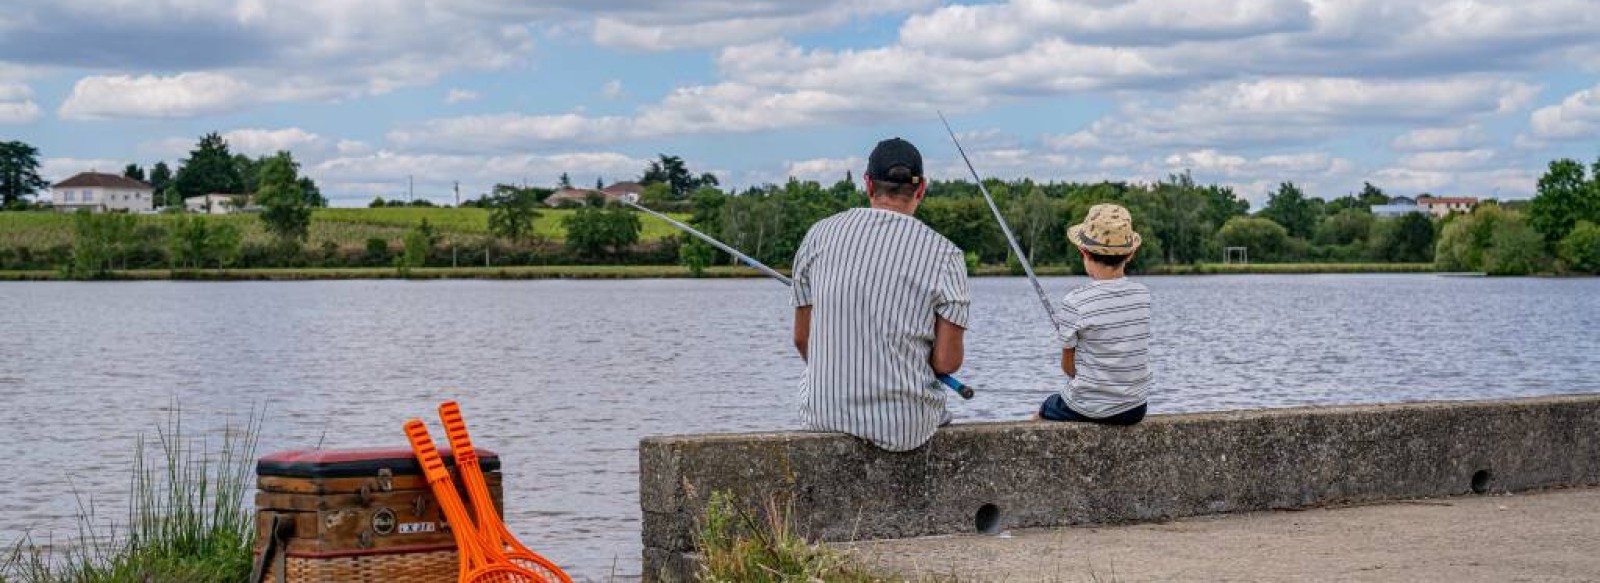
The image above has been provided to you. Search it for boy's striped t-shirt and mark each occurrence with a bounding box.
[790,208,971,452]
[1056,278,1153,417]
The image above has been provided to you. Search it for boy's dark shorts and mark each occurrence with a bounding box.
[1039,394,1147,425]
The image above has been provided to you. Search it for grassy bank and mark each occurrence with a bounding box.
[0,412,260,583]
[696,492,914,583]
[970,262,1436,276]
[0,208,687,250]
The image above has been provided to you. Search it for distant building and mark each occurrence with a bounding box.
[544,182,646,207]
[50,172,154,213]
[185,193,252,215]
[1371,202,1424,218]
[1416,196,1477,217]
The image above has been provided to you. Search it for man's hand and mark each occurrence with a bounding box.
[931,316,965,375]
[1060,347,1076,378]
[793,307,812,360]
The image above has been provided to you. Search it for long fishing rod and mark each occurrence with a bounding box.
[938,112,1062,337]
[623,198,975,400]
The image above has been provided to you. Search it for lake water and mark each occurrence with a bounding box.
[2,275,1598,580]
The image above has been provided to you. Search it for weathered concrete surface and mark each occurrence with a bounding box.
[640,395,1600,582]
[846,487,1600,582]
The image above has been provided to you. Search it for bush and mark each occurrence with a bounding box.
[362,238,391,267]
[1559,220,1600,273]
[1217,216,1290,262]
[695,492,887,583]
[1435,206,1551,275]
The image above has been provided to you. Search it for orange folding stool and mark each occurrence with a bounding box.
[403,419,546,583]
[439,401,573,583]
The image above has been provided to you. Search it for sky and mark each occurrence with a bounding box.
[2,0,1599,208]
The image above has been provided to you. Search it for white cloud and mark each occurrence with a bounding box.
[1397,149,1498,172]
[1527,82,1600,141]
[222,128,329,157]
[601,80,623,99]
[40,157,128,184]
[784,157,862,184]
[589,0,931,51]
[901,0,1312,57]
[1392,125,1490,151]
[59,72,256,120]
[445,89,480,104]
[0,83,40,123]
[311,150,648,206]
[1048,77,1536,152]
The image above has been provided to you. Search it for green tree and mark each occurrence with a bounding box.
[679,237,714,277]
[487,184,541,241]
[173,132,244,200]
[67,211,136,278]
[563,206,641,257]
[255,153,311,241]
[369,196,387,208]
[149,162,173,206]
[298,177,327,207]
[1259,182,1319,239]
[1005,186,1056,265]
[1314,208,1374,246]
[558,172,573,189]
[1217,216,1290,262]
[167,214,241,271]
[1559,220,1600,273]
[0,140,49,209]
[396,224,431,276]
[1528,158,1599,242]
[641,154,718,199]
[1368,212,1434,263]
[1436,206,1549,274]
[123,163,146,183]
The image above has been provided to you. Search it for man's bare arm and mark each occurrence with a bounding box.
[1060,347,1076,378]
[794,307,812,361]
[931,316,965,375]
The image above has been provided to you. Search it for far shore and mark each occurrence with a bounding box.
[0,263,1447,281]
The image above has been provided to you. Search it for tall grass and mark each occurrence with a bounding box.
[695,491,903,583]
[0,410,262,583]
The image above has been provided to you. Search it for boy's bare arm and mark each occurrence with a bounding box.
[931,316,965,375]
[1060,348,1076,377]
[793,307,812,360]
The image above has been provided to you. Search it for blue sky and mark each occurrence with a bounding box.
[2,0,1598,207]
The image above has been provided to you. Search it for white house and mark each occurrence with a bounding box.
[185,193,251,215]
[544,181,647,207]
[1416,196,1478,217]
[51,172,155,213]
[1371,202,1424,217]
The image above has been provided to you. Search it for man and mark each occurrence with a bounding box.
[790,137,970,452]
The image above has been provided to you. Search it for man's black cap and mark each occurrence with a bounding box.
[866,138,923,184]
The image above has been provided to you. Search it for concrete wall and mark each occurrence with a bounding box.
[640,395,1600,582]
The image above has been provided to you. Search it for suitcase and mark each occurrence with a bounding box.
[252,447,503,582]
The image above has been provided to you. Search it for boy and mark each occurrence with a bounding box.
[1036,204,1151,425]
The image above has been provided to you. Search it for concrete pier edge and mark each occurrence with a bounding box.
[639,395,1600,582]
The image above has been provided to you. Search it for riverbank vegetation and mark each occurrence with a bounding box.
[4,132,1598,278]
[0,412,260,583]
[695,492,902,583]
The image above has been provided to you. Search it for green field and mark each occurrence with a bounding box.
[0,207,688,249]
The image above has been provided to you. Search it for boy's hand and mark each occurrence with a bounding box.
[1060,348,1077,378]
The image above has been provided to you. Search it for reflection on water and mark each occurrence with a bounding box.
[3,275,1598,579]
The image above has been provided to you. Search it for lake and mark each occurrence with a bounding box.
[2,275,1598,580]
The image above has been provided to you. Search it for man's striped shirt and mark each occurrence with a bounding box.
[790,208,970,452]
[1056,278,1153,417]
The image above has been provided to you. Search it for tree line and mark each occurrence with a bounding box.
[6,144,1599,277]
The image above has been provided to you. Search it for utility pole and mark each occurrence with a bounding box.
[454,181,460,207]
[408,175,414,203]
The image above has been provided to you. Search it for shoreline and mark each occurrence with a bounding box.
[0,263,1444,281]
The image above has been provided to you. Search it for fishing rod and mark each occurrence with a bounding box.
[622,198,975,399]
[938,111,1063,338]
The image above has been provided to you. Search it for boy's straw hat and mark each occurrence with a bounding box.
[1067,204,1142,255]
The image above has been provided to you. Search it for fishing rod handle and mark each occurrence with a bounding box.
[937,374,976,399]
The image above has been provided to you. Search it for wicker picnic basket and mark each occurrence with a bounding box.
[252,447,502,583]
